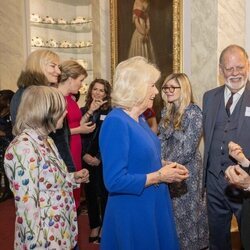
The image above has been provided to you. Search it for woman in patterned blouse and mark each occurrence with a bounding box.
[4,86,89,250]
[158,73,209,250]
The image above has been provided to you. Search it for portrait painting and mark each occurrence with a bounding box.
[110,0,183,76]
[110,0,183,120]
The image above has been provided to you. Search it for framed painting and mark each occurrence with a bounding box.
[110,0,183,78]
[110,0,183,120]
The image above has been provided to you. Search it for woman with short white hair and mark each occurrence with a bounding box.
[4,86,89,250]
[99,56,189,250]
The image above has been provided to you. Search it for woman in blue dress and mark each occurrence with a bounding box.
[99,56,189,250]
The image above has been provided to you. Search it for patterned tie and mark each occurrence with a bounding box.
[225,92,234,116]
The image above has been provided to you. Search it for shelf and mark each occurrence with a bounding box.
[28,0,94,84]
[31,46,92,54]
[49,0,90,6]
[30,21,92,33]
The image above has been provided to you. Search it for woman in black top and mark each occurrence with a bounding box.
[81,79,112,243]
[0,89,14,201]
[10,49,77,173]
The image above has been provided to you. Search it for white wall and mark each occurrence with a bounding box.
[246,0,250,56]
[183,0,191,76]
[0,0,27,90]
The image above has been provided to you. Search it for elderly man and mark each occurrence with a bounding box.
[202,44,250,249]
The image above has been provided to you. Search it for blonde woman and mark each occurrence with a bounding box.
[10,49,61,123]
[158,73,208,249]
[99,57,189,250]
[4,86,89,250]
[10,49,79,175]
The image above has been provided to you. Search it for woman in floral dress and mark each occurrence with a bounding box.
[4,86,89,249]
[158,73,208,250]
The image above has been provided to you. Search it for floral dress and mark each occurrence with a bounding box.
[4,129,79,250]
[158,104,208,250]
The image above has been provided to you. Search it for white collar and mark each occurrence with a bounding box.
[224,85,245,98]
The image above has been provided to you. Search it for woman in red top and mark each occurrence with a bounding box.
[58,60,96,209]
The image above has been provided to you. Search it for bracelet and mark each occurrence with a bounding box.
[154,170,162,187]
[157,170,162,183]
[86,111,92,116]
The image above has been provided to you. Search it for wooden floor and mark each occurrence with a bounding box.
[232,231,241,250]
[231,215,241,250]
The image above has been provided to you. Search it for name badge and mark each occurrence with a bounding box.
[245,107,250,117]
[100,115,107,121]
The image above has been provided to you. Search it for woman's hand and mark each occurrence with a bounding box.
[145,162,189,187]
[79,122,96,134]
[91,157,101,166]
[225,165,250,190]
[83,154,100,166]
[89,98,107,113]
[160,162,189,183]
[74,168,89,183]
[228,141,249,167]
[70,122,96,135]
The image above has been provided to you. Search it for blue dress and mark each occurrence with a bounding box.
[99,108,179,250]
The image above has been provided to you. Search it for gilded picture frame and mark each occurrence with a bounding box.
[110,0,183,78]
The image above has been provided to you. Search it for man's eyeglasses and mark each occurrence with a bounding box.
[161,86,181,93]
[221,65,246,74]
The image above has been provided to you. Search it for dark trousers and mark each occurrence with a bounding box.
[73,243,79,250]
[206,170,243,250]
[241,197,250,250]
[84,165,108,229]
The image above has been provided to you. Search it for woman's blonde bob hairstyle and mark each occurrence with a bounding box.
[25,49,59,74]
[17,49,60,88]
[161,73,194,130]
[13,86,66,136]
[112,56,160,109]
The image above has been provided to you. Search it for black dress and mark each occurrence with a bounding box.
[0,115,13,201]
[81,107,111,229]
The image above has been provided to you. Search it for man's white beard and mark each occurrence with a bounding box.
[225,76,247,90]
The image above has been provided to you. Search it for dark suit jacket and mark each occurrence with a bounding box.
[202,81,250,187]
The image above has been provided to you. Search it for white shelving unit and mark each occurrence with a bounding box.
[26,0,93,84]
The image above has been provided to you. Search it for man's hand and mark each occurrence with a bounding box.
[225,165,250,189]
[228,141,249,167]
